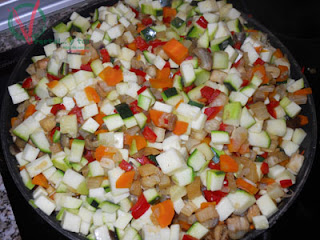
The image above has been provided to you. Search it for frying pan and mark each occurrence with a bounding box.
[0,0,317,239]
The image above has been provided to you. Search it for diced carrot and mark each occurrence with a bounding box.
[276,65,289,82]
[24,104,36,119]
[11,117,18,127]
[134,135,147,151]
[236,178,259,195]
[151,200,175,228]
[116,170,135,188]
[149,78,173,89]
[254,46,263,54]
[173,121,189,135]
[293,87,312,95]
[124,135,147,151]
[175,99,183,109]
[162,39,189,65]
[260,177,275,185]
[93,112,106,126]
[220,154,239,173]
[84,86,100,103]
[95,145,116,161]
[163,7,176,19]
[197,97,207,103]
[19,166,26,171]
[149,67,173,89]
[127,41,137,51]
[48,193,55,200]
[32,173,49,189]
[124,134,134,145]
[279,159,290,167]
[201,137,211,145]
[297,114,309,126]
[137,23,146,33]
[178,220,192,231]
[200,202,216,209]
[47,80,59,89]
[251,64,269,84]
[149,109,165,127]
[99,66,123,86]
[273,48,284,58]
[250,224,255,230]
[156,67,171,80]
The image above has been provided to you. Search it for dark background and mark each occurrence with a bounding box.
[0,0,319,239]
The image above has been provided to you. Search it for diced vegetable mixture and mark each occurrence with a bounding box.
[8,0,312,239]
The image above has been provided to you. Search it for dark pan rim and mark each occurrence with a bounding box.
[0,1,317,239]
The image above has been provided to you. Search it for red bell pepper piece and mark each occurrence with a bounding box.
[130,6,139,18]
[135,36,149,51]
[84,150,95,163]
[183,84,194,93]
[163,16,171,24]
[149,39,167,50]
[208,161,220,170]
[131,68,147,78]
[254,58,265,66]
[204,106,223,120]
[267,100,280,119]
[136,155,155,165]
[50,104,66,115]
[196,16,208,29]
[261,152,269,159]
[131,194,150,219]
[50,126,60,138]
[68,105,83,123]
[119,160,134,172]
[280,179,293,188]
[233,41,242,50]
[142,126,157,143]
[203,190,227,204]
[219,122,228,131]
[22,77,32,89]
[100,48,110,63]
[47,73,60,81]
[130,100,142,114]
[260,162,269,175]
[241,79,250,87]
[200,86,221,103]
[142,17,153,26]
[137,86,147,95]
[80,63,93,72]
[182,235,199,240]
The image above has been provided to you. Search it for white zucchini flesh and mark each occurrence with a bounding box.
[62,169,86,190]
[216,197,235,221]
[25,154,53,178]
[34,195,56,216]
[252,215,269,230]
[156,149,186,176]
[8,84,30,104]
[256,194,278,218]
[94,225,112,240]
[61,211,82,233]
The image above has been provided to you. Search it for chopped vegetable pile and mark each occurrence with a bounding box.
[7,0,312,239]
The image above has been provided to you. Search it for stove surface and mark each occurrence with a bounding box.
[0,0,86,31]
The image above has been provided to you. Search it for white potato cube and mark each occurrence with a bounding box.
[156,149,185,176]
